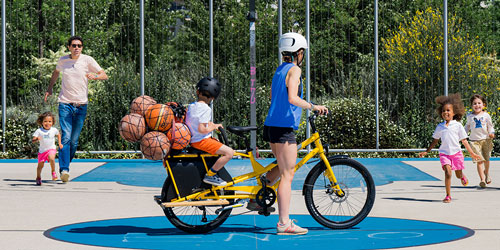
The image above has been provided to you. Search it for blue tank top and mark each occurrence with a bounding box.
[264,62,303,130]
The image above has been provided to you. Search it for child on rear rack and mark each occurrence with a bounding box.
[185,77,235,186]
[32,112,63,185]
[419,93,480,203]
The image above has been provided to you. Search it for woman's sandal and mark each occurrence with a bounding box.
[443,196,452,203]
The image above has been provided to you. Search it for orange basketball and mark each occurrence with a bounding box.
[144,104,174,132]
[119,113,146,142]
[167,123,192,150]
[130,95,157,116]
[140,131,171,160]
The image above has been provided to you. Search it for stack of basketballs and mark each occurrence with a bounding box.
[118,95,192,160]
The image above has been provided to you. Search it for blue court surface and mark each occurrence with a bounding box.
[70,157,441,189]
[6,157,489,249]
[46,215,472,250]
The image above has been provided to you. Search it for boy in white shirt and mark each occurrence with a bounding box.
[185,77,235,186]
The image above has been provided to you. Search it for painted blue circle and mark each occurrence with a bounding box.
[46,215,472,250]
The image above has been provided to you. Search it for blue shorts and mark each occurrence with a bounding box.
[263,125,296,144]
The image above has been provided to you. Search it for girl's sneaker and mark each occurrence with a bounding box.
[35,177,42,186]
[51,171,58,181]
[443,195,451,203]
[277,219,308,235]
[461,176,468,186]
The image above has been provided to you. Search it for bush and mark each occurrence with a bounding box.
[0,107,41,158]
[297,97,416,149]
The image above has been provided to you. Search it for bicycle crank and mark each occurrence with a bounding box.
[255,187,277,209]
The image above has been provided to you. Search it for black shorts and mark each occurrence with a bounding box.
[263,125,296,144]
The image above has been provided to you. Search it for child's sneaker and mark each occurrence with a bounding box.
[203,174,227,186]
[461,176,468,186]
[35,177,42,186]
[52,171,58,181]
[277,219,308,235]
[479,181,486,188]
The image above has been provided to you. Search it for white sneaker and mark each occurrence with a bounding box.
[277,219,308,235]
[203,174,227,186]
[61,171,70,183]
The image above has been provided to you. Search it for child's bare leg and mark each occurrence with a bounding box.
[36,162,44,179]
[211,145,234,171]
[48,153,56,173]
[476,161,486,182]
[455,169,463,179]
[485,160,491,183]
[443,165,452,196]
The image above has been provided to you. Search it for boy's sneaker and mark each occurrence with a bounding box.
[52,171,58,181]
[61,171,70,183]
[35,177,42,186]
[277,219,308,235]
[246,199,276,213]
[203,174,227,186]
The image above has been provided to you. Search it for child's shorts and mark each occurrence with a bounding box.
[38,149,57,163]
[470,139,493,163]
[190,137,223,155]
[439,151,465,171]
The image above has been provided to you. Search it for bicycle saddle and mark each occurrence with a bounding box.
[226,126,257,136]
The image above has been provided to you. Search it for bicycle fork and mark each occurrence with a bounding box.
[319,152,346,197]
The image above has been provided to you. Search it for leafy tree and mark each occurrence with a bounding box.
[380,7,500,145]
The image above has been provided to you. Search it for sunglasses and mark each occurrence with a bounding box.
[71,44,83,48]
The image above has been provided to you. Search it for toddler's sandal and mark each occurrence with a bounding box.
[443,196,451,203]
[461,176,468,186]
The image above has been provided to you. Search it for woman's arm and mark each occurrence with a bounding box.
[286,66,328,114]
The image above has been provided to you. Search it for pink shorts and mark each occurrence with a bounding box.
[439,151,464,171]
[38,149,57,163]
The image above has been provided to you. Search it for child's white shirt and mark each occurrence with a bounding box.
[465,112,494,141]
[33,127,59,153]
[432,120,468,155]
[185,101,212,143]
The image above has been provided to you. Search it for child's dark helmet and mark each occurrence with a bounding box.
[196,77,221,99]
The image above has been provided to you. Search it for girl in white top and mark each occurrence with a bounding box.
[465,94,495,188]
[419,94,480,203]
[32,112,63,185]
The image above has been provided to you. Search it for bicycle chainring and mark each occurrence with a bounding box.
[255,187,277,208]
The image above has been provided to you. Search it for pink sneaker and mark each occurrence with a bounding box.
[52,171,58,181]
[36,177,42,186]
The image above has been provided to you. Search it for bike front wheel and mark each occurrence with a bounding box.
[161,178,233,234]
[304,157,375,229]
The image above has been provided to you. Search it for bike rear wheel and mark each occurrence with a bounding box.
[304,157,375,229]
[161,178,233,233]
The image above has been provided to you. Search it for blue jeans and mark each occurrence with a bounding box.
[58,103,87,172]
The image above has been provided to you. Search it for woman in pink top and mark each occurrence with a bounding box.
[44,36,108,182]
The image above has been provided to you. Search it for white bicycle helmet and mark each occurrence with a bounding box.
[279,32,308,54]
